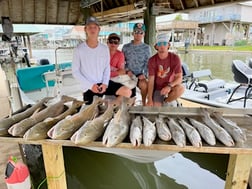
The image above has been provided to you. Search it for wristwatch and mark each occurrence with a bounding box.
[167,83,173,88]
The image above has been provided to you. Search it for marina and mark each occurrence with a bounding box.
[1,0,252,189]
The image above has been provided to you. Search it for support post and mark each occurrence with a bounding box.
[144,0,156,54]
[225,154,252,189]
[42,143,67,189]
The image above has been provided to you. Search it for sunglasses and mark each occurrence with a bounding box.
[156,42,168,47]
[134,31,144,35]
[108,39,119,45]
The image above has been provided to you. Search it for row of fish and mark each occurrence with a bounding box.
[0,95,246,148]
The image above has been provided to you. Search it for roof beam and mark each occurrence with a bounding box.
[46,0,48,24]
[57,0,59,24]
[179,0,185,10]
[93,4,138,17]
[34,0,36,23]
[22,0,24,23]
[67,0,70,24]
[193,0,199,7]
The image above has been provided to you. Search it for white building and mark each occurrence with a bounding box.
[188,3,252,46]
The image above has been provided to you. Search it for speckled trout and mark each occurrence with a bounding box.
[102,97,135,147]
[189,118,216,146]
[47,96,103,140]
[178,118,202,147]
[71,102,117,145]
[142,116,156,147]
[155,116,171,141]
[0,97,52,136]
[200,108,234,147]
[8,95,75,137]
[129,115,143,147]
[167,117,186,147]
[23,99,84,140]
[212,111,246,143]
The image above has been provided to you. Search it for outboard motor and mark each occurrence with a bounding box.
[248,58,252,69]
[1,16,13,42]
[39,59,50,65]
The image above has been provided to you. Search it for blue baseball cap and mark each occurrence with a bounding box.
[133,23,146,32]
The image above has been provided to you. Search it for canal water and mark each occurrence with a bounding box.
[27,49,251,189]
[32,49,252,83]
[179,50,252,82]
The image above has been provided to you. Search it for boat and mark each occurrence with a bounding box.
[181,61,252,109]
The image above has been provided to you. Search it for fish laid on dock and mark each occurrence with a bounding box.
[200,108,234,147]
[0,97,52,136]
[155,116,171,141]
[167,117,186,147]
[178,118,202,147]
[129,116,143,147]
[8,95,74,137]
[71,102,117,145]
[212,111,246,143]
[23,100,84,140]
[102,97,135,147]
[189,118,216,146]
[47,96,103,140]
[142,116,156,147]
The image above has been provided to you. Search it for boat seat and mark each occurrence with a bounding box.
[227,59,252,108]
[197,79,225,93]
[181,63,192,88]
[189,69,225,92]
[16,62,72,92]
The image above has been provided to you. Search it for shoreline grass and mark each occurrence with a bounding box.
[179,45,252,52]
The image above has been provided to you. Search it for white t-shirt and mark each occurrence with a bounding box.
[72,41,110,92]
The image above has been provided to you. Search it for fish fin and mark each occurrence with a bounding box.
[30,107,42,117]
[61,95,76,102]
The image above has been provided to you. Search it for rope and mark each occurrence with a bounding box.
[32,171,65,189]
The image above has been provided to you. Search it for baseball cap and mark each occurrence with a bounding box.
[108,33,120,41]
[133,23,146,32]
[156,33,170,43]
[85,16,99,26]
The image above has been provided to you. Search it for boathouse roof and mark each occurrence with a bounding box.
[0,0,249,26]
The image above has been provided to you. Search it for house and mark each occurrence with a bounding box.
[188,3,252,46]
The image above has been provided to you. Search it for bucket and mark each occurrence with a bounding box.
[5,156,31,189]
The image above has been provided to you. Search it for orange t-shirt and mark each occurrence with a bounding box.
[110,50,125,78]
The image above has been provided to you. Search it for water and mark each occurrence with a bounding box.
[179,50,252,82]
[29,49,249,189]
[31,49,252,83]
[64,147,228,189]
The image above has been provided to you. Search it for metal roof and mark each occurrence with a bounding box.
[0,24,41,35]
[0,0,249,25]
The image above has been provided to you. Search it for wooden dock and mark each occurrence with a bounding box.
[0,106,252,189]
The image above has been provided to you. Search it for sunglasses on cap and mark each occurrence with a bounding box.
[108,39,119,45]
[134,30,144,35]
[156,42,168,47]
